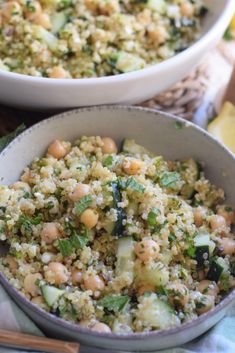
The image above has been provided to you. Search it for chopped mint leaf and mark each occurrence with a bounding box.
[98,295,129,312]
[75,195,92,215]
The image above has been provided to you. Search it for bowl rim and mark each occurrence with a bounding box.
[0,0,234,85]
[0,104,235,341]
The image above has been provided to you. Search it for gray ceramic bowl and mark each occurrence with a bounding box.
[0,106,235,352]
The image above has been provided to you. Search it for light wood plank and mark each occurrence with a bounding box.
[0,329,79,353]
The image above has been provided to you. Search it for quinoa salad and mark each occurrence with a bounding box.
[0,0,208,78]
[0,136,235,334]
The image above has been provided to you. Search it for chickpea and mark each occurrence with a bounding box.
[135,239,160,262]
[5,255,18,272]
[83,273,105,292]
[193,207,207,227]
[123,159,144,175]
[80,209,98,229]
[24,273,42,296]
[217,206,234,225]
[137,284,155,296]
[31,296,44,305]
[166,283,189,307]
[91,322,111,333]
[71,269,83,285]
[47,140,68,159]
[78,320,90,328]
[49,66,69,79]
[45,262,69,285]
[180,2,194,17]
[98,0,120,15]
[137,10,151,26]
[59,169,71,180]
[147,25,168,44]
[209,215,226,232]
[41,222,60,244]
[2,1,22,21]
[34,48,51,67]
[85,0,98,13]
[35,13,51,29]
[197,280,219,297]
[11,181,30,192]
[70,184,90,202]
[196,295,214,315]
[21,169,30,183]
[219,238,235,255]
[24,1,42,21]
[101,137,118,154]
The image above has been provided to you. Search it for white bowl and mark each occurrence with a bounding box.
[0,0,234,110]
[0,106,235,352]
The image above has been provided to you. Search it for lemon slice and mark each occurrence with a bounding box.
[208,101,235,153]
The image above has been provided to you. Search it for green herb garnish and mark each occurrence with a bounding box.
[58,239,73,257]
[17,214,42,238]
[174,121,183,130]
[219,273,230,292]
[46,201,54,210]
[224,27,233,41]
[98,295,129,312]
[126,177,145,193]
[230,261,235,276]
[71,233,89,249]
[159,172,181,189]
[0,124,26,152]
[147,207,160,226]
[18,214,42,226]
[75,195,92,215]
[157,286,168,295]
[185,245,196,257]
[58,231,89,257]
[103,155,114,167]
[23,192,30,199]
[169,233,177,242]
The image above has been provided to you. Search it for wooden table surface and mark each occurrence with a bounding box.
[0,104,59,136]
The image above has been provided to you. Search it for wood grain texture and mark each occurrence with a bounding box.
[0,104,56,136]
[223,65,235,105]
[0,329,79,353]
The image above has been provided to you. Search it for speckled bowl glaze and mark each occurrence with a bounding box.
[0,0,234,109]
[0,106,235,352]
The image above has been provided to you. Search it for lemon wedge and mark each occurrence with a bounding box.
[208,101,235,153]
[231,13,235,30]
